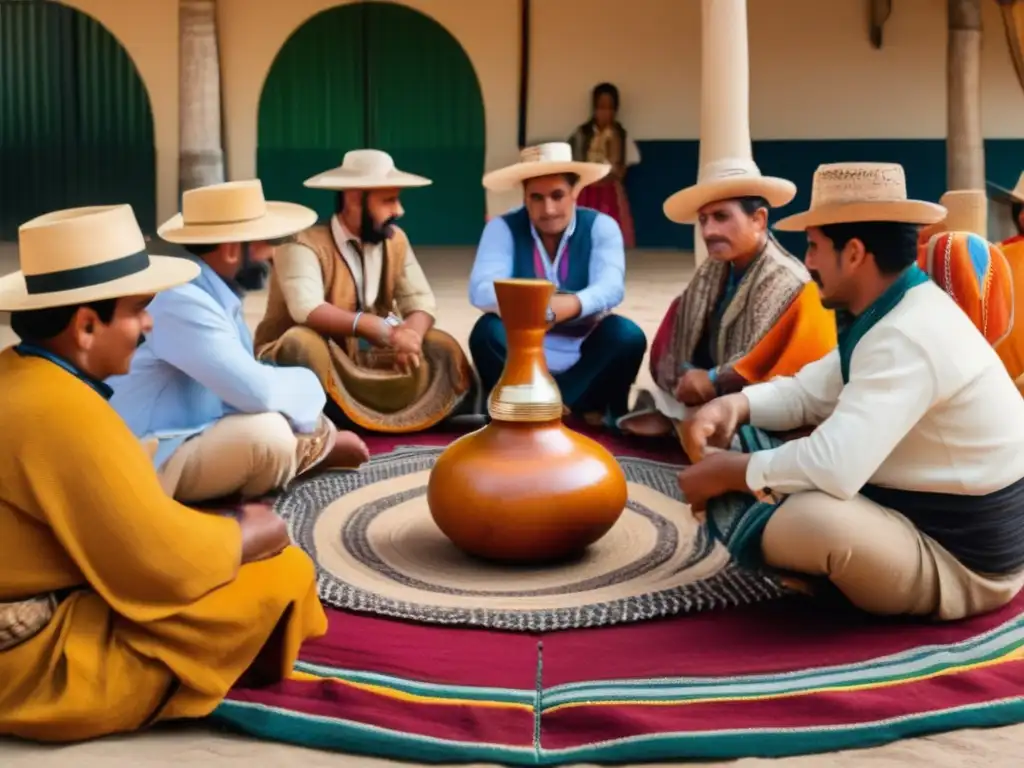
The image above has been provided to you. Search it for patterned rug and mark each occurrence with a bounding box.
[278,444,786,631]
[214,586,1024,764]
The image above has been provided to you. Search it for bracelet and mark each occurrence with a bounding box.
[351,311,364,337]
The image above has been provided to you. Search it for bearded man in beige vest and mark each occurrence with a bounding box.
[254,150,476,433]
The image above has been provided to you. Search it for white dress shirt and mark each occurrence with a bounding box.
[744,281,1024,500]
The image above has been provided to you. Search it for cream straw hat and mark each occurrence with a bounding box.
[0,204,199,312]
[304,149,432,190]
[774,162,946,231]
[157,179,317,245]
[482,142,609,192]
[662,157,796,224]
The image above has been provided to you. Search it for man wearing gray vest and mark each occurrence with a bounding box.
[468,142,646,426]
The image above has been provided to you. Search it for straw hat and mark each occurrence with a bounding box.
[989,170,1024,204]
[157,179,317,245]
[304,149,432,190]
[918,189,988,242]
[482,142,610,192]
[0,204,199,312]
[774,162,946,231]
[662,158,797,224]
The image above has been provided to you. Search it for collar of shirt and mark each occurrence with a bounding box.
[15,342,114,400]
[191,257,245,318]
[526,207,579,282]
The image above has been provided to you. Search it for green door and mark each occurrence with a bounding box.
[0,0,156,239]
[258,1,486,246]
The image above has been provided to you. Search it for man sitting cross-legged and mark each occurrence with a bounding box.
[469,142,647,427]
[0,203,326,740]
[109,180,369,504]
[619,158,836,441]
[678,162,1024,621]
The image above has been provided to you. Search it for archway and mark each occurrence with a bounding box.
[258,1,487,246]
[0,0,156,239]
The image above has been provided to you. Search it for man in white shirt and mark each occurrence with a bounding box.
[678,162,1024,621]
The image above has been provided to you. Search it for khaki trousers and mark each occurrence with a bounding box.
[158,413,299,503]
[762,491,1024,621]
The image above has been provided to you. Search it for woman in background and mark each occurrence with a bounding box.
[569,82,638,248]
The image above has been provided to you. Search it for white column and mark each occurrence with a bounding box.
[695,0,753,267]
[179,0,225,194]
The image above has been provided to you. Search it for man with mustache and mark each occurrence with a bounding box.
[618,159,836,442]
[679,162,1024,620]
[254,150,475,433]
[109,180,370,505]
[468,143,647,426]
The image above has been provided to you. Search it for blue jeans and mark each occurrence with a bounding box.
[468,313,647,420]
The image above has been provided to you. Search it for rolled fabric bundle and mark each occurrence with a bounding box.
[918,230,1014,347]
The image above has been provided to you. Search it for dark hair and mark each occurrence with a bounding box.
[10,299,118,342]
[1013,201,1024,236]
[817,221,920,275]
[592,82,619,112]
[183,243,219,258]
[736,196,770,217]
[563,172,581,187]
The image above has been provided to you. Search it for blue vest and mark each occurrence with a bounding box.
[501,206,597,292]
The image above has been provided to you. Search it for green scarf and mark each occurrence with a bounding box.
[836,265,930,384]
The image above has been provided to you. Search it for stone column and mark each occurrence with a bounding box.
[947,0,985,190]
[694,0,753,267]
[179,0,225,194]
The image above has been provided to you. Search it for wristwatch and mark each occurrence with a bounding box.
[379,313,401,345]
[545,306,556,325]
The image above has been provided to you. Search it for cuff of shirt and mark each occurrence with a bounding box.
[742,382,788,431]
[745,448,775,493]
[397,298,437,318]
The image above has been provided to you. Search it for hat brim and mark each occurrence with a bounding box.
[773,200,947,232]
[986,180,1024,205]
[662,177,797,224]
[482,161,610,192]
[0,254,200,312]
[303,168,433,190]
[157,201,318,245]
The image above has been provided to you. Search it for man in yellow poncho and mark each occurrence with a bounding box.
[0,204,327,741]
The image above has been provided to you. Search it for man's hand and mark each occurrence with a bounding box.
[237,502,290,564]
[677,451,751,512]
[674,368,717,406]
[549,294,582,325]
[394,350,422,375]
[389,326,422,356]
[680,393,750,463]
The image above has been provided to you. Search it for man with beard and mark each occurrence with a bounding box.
[469,142,647,427]
[678,162,1024,620]
[617,159,836,441]
[109,180,370,504]
[254,150,475,433]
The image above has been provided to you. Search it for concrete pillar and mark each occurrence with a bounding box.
[947,0,985,190]
[179,0,225,194]
[694,0,753,267]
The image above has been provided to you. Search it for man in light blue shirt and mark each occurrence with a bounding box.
[469,143,646,424]
[109,180,370,503]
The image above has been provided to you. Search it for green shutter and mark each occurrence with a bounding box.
[257,1,486,246]
[0,0,155,239]
[257,5,366,223]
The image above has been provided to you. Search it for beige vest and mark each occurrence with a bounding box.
[254,224,411,351]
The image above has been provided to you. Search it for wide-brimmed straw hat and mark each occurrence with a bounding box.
[482,142,610,192]
[774,162,947,231]
[918,189,988,242]
[304,149,432,190]
[662,158,796,224]
[987,170,1024,204]
[157,179,317,245]
[0,204,199,312]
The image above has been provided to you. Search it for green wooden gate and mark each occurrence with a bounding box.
[0,0,156,240]
[258,2,486,246]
